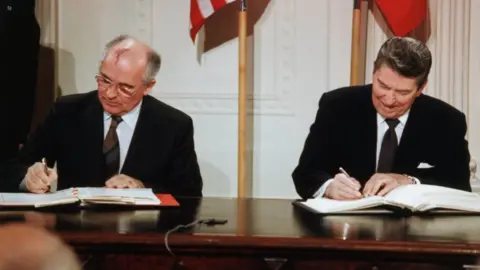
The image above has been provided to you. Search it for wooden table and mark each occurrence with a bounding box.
[2,197,480,269]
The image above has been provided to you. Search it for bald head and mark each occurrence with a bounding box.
[0,224,81,270]
[102,35,161,84]
[105,39,149,73]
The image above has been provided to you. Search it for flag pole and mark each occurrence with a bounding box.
[350,0,362,85]
[237,0,248,198]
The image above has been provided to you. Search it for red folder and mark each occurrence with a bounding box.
[155,194,180,207]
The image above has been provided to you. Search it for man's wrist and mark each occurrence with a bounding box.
[313,179,334,198]
[20,176,30,192]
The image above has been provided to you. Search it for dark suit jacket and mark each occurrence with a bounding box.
[0,0,40,162]
[2,91,203,197]
[292,84,471,199]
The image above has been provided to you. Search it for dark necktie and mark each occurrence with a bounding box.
[377,118,400,173]
[103,116,123,180]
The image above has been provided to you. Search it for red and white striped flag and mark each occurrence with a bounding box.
[190,0,236,42]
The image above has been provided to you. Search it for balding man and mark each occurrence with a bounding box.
[0,223,81,270]
[3,35,203,196]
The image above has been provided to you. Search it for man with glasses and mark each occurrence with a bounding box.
[2,35,203,197]
[292,36,471,200]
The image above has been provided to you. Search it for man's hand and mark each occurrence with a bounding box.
[25,162,57,194]
[363,173,412,196]
[324,173,363,200]
[105,174,145,189]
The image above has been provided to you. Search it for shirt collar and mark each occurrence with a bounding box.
[103,100,142,129]
[377,110,410,126]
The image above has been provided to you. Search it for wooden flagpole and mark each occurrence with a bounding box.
[350,0,362,85]
[236,0,249,236]
[237,0,248,198]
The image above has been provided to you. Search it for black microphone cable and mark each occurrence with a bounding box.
[165,218,228,269]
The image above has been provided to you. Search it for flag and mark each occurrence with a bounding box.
[190,0,236,42]
[375,0,427,36]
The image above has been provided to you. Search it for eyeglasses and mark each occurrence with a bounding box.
[95,75,136,97]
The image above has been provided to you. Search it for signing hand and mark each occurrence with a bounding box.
[25,162,57,194]
[363,173,412,197]
[105,174,145,189]
[324,173,363,200]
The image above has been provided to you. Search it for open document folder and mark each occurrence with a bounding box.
[294,184,480,214]
[0,188,163,208]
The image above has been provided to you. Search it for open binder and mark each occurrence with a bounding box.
[0,187,176,208]
[294,184,480,214]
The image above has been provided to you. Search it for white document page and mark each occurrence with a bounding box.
[301,196,386,213]
[75,188,161,205]
[0,188,77,207]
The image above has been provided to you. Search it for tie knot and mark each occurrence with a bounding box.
[385,118,400,129]
[110,116,123,128]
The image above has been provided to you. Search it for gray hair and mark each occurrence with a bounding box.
[103,34,161,85]
[373,36,432,88]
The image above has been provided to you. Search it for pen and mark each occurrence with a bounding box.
[42,158,51,192]
[339,167,364,197]
[42,158,49,176]
[339,167,350,178]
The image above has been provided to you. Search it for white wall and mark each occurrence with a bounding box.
[37,0,480,198]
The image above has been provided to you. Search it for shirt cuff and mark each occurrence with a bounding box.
[312,178,334,198]
[19,177,29,192]
[411,176,421,184]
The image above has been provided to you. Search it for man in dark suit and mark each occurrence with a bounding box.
[0,0,40,164]
[292,36,471,200]
[3,35,203,196]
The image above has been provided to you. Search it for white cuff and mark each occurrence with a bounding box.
[412,176,421,184]
[19,177,29,192]
[312,178,334,198]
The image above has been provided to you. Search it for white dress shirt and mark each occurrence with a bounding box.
[313,111,419,198]
[103,100,142,171]
[20,101,143,191]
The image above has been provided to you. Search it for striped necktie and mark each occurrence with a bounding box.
[103,115,123,180]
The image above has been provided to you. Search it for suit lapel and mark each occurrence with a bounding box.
[365,105,378,176]
[393,97,424,171]
[78,96,105,185]
[121,99,151,176]
[360,100,378,181]
[351,87,378,183]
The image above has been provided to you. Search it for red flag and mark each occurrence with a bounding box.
[375,0,427,36]
[190,0,236,42]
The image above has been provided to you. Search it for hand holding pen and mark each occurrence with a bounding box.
[324,167,363,200]
[339,167,364,197]
[25,157,58,194]
[41,158,51,192]
[42,158,49,176]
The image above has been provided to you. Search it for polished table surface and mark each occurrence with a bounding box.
[2,197,480,269]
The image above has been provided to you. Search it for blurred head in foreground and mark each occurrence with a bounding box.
[0,223,81,270]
